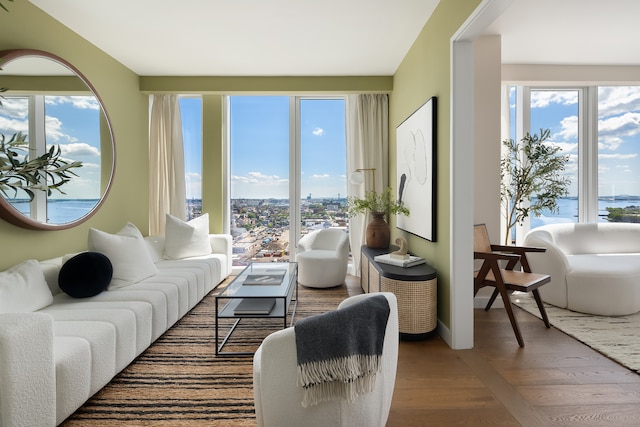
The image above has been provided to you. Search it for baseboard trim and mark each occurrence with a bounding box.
[437,319,452,347]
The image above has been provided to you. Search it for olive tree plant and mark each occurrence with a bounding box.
[500,128,571,245]
[0,131,83,200]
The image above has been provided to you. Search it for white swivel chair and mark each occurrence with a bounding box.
[296,228,349,288]
[253,292,399,427]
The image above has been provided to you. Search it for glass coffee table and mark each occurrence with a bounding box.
[215,262,298,356]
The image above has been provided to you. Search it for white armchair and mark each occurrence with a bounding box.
[296,228,349,288]
[252,292,399,427]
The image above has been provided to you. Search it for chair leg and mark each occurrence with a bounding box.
[532,289,551,328]
[497,284,525,347]
[484,288,500,311]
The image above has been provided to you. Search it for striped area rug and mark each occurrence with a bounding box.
[61,279,351,426]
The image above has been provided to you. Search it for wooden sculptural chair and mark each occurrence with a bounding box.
[473,224,551,347]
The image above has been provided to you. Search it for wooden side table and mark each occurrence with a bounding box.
[360,245,437,340]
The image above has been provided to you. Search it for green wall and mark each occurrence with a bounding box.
[0,0,148,270]
[0,0,484,331]
[0,1,396,271]
[390,0,481,329]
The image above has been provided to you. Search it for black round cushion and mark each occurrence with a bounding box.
[58,252,113,298]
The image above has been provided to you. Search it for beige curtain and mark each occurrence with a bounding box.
[149,94,186,236]
[346,94,389,275]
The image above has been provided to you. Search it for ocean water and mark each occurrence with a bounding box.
[7,197,638,228]
[531,197,640,228]
[7,199,100,224]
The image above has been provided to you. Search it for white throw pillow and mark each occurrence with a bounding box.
[88,222,159,289]
[164,213,212,259]
[0,259,53,313]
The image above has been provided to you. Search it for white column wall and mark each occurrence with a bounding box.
[472,36,503,307]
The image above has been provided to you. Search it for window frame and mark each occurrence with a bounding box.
[510,84,640,241]
[224,94,347,269]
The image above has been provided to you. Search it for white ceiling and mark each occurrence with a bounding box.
[28,0,440,76]
[483,0,640,66]
[27,0,640,77]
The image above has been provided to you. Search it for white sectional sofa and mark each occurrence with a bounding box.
[0,222,232,426]
[523,222,640,316]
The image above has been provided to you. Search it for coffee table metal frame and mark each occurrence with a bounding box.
[215,262,298,356]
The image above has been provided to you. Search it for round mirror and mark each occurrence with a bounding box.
[0,49,115,230]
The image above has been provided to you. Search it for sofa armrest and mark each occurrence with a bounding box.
[209,234,233,276]
[524,230,572,308]
[0,313,56,427]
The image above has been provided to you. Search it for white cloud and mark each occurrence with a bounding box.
[0,97,28,120]
[556,115,578,141]
[551,141,577,153]
[598,112,640,150]
[0,116,28,135]
[232,171,288,184]
[312,173,330,179]
[186,172,201,181]
[231,171,290,199]
[598,87,640,117]
[44,116,75,143]
[60,142,100,157]
[599,153,638,160]
[46,96,100,111]
[531,91,578,108]
[69,161,98,169]
[312,127,324,136]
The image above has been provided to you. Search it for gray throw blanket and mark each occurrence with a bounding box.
[294,295,390,407]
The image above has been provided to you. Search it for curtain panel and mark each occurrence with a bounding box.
[347,94,389,275]
[149,94,186,236]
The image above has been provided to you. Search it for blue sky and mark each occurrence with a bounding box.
[511,86,640,198]
[596,87,640,197]
[1,94,347,202]
[0,95,102,199]
[7,88,639,203]
[228,96,346,200]
[180,97,203,200]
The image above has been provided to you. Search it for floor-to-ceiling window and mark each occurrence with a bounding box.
[597,86,640,222]
[179,96,203,220]
[299,98,348,232]
[528,88,580,227]
[228,96,346,266]
[509,85,640,239]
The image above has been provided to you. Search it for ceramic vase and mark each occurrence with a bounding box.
[366,212,390,248]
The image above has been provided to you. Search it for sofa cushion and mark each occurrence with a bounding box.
[164,213,212,259]
[54,321,117,396]
[58,252,113,298]
[88,223,159,289]
[0,259,53,313]
[52,336,92,425]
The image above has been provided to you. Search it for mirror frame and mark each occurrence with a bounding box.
[0,49,116,230]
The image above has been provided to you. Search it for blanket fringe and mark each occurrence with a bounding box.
[297,354,382,407]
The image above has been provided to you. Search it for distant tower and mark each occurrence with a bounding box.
[307,193,311,201]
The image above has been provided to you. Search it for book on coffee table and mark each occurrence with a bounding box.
[234,298,276,315]
[243,270,286,285]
